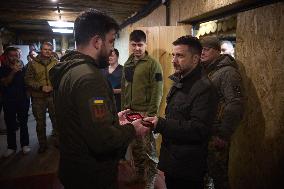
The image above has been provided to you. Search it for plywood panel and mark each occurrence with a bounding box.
[230,2,284,188]
[170,0,254,25]
[131,5,167,28]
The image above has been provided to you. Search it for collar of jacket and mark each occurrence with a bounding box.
[34,55,57,66]
[61,51,100,68]
[127,51,150,64]
[203,54,236,73]
[169,64,202,88]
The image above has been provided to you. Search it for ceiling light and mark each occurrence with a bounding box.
[48,21,74,28]
[52,28,73,34]
[51,0,57,2]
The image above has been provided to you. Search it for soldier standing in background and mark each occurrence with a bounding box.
[201,36,244,189]
[25,42,58,153]
[121,30,163,189]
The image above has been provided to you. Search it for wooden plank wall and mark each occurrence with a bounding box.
[131,5,167,28]
[170,0,255,25]
[230,2,284,188]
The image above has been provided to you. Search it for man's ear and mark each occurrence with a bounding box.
[90,35,102,50]
[193,54,200,65]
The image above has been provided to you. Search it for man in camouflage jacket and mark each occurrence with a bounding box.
[201,36,244,189]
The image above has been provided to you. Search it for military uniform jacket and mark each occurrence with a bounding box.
[155,65,217,181]
[121,52,163,116]
[203,54,244,140]
[25,55,58,97]
[49,51,135,188]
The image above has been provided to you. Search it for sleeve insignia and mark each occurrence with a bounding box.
[89,97,107,121]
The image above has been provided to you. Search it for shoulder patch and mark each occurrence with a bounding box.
[89,97,107,121]
[155,73,163,81]
[233,85,242,98]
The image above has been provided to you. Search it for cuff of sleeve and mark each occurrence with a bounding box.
[154,117,166,134]
[39,86,43,91]
[124,123,136,137]
[218,127,232,141]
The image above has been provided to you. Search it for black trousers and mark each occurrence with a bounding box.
[165,174,204,189]
[3,99,30,150]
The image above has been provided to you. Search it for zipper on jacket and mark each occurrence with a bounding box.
[44,65,49,86]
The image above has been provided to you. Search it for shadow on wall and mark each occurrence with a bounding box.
[230,62,284,189]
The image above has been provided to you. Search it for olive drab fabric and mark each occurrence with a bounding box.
[121,52,163,189]
[203,54,244,189]
[49,51,135,188]
[25,55,58,149]
[25,55,58,97]
[121,52,163,116]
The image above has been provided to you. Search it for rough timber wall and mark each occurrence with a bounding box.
[170,0,248,25]
[230,2,284,189]
[115,5,166,64]
[131,5,167,28]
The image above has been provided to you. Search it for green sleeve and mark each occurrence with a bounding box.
[24,63,41,90]
[72,73,135,156]
[120,67,126,111]
[147,60,163,116]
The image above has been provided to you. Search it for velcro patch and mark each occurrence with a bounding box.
[233,85,242,97]
[155,73,163,81]
[89,97,107,121]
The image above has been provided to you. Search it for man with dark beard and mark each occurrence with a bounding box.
[49,9,150,189]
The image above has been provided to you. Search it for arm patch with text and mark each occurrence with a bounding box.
[89,97,107,122]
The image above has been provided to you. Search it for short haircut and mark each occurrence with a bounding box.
[74,9,119,45]
[113,48,119,57]
[4,46,18,55]
[173,35,202,55]
[41,42,53,50]
[129,30,146,42]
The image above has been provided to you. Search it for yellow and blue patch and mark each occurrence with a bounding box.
[89,97,107,121]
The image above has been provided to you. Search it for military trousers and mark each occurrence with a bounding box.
[207,137,230,189]
[31,96,57,148]
[131,132,158,189]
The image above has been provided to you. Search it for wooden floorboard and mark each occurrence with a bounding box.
[0,109,154,189]
[0,109,59,180]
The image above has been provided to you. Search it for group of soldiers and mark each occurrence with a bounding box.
[0,8,243,189]
[0,42,58,157]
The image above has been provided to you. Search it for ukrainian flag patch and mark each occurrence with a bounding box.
[89,97,107,121]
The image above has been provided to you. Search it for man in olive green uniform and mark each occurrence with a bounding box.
[121,30,163,189]
[25,42,58,153]
[49,9,149,189]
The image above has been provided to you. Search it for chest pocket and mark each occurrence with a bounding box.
[124,65,135,82]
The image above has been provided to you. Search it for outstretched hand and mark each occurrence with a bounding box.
[143,116,158,129]
[132,119,150,137]
[118,109,131,125]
